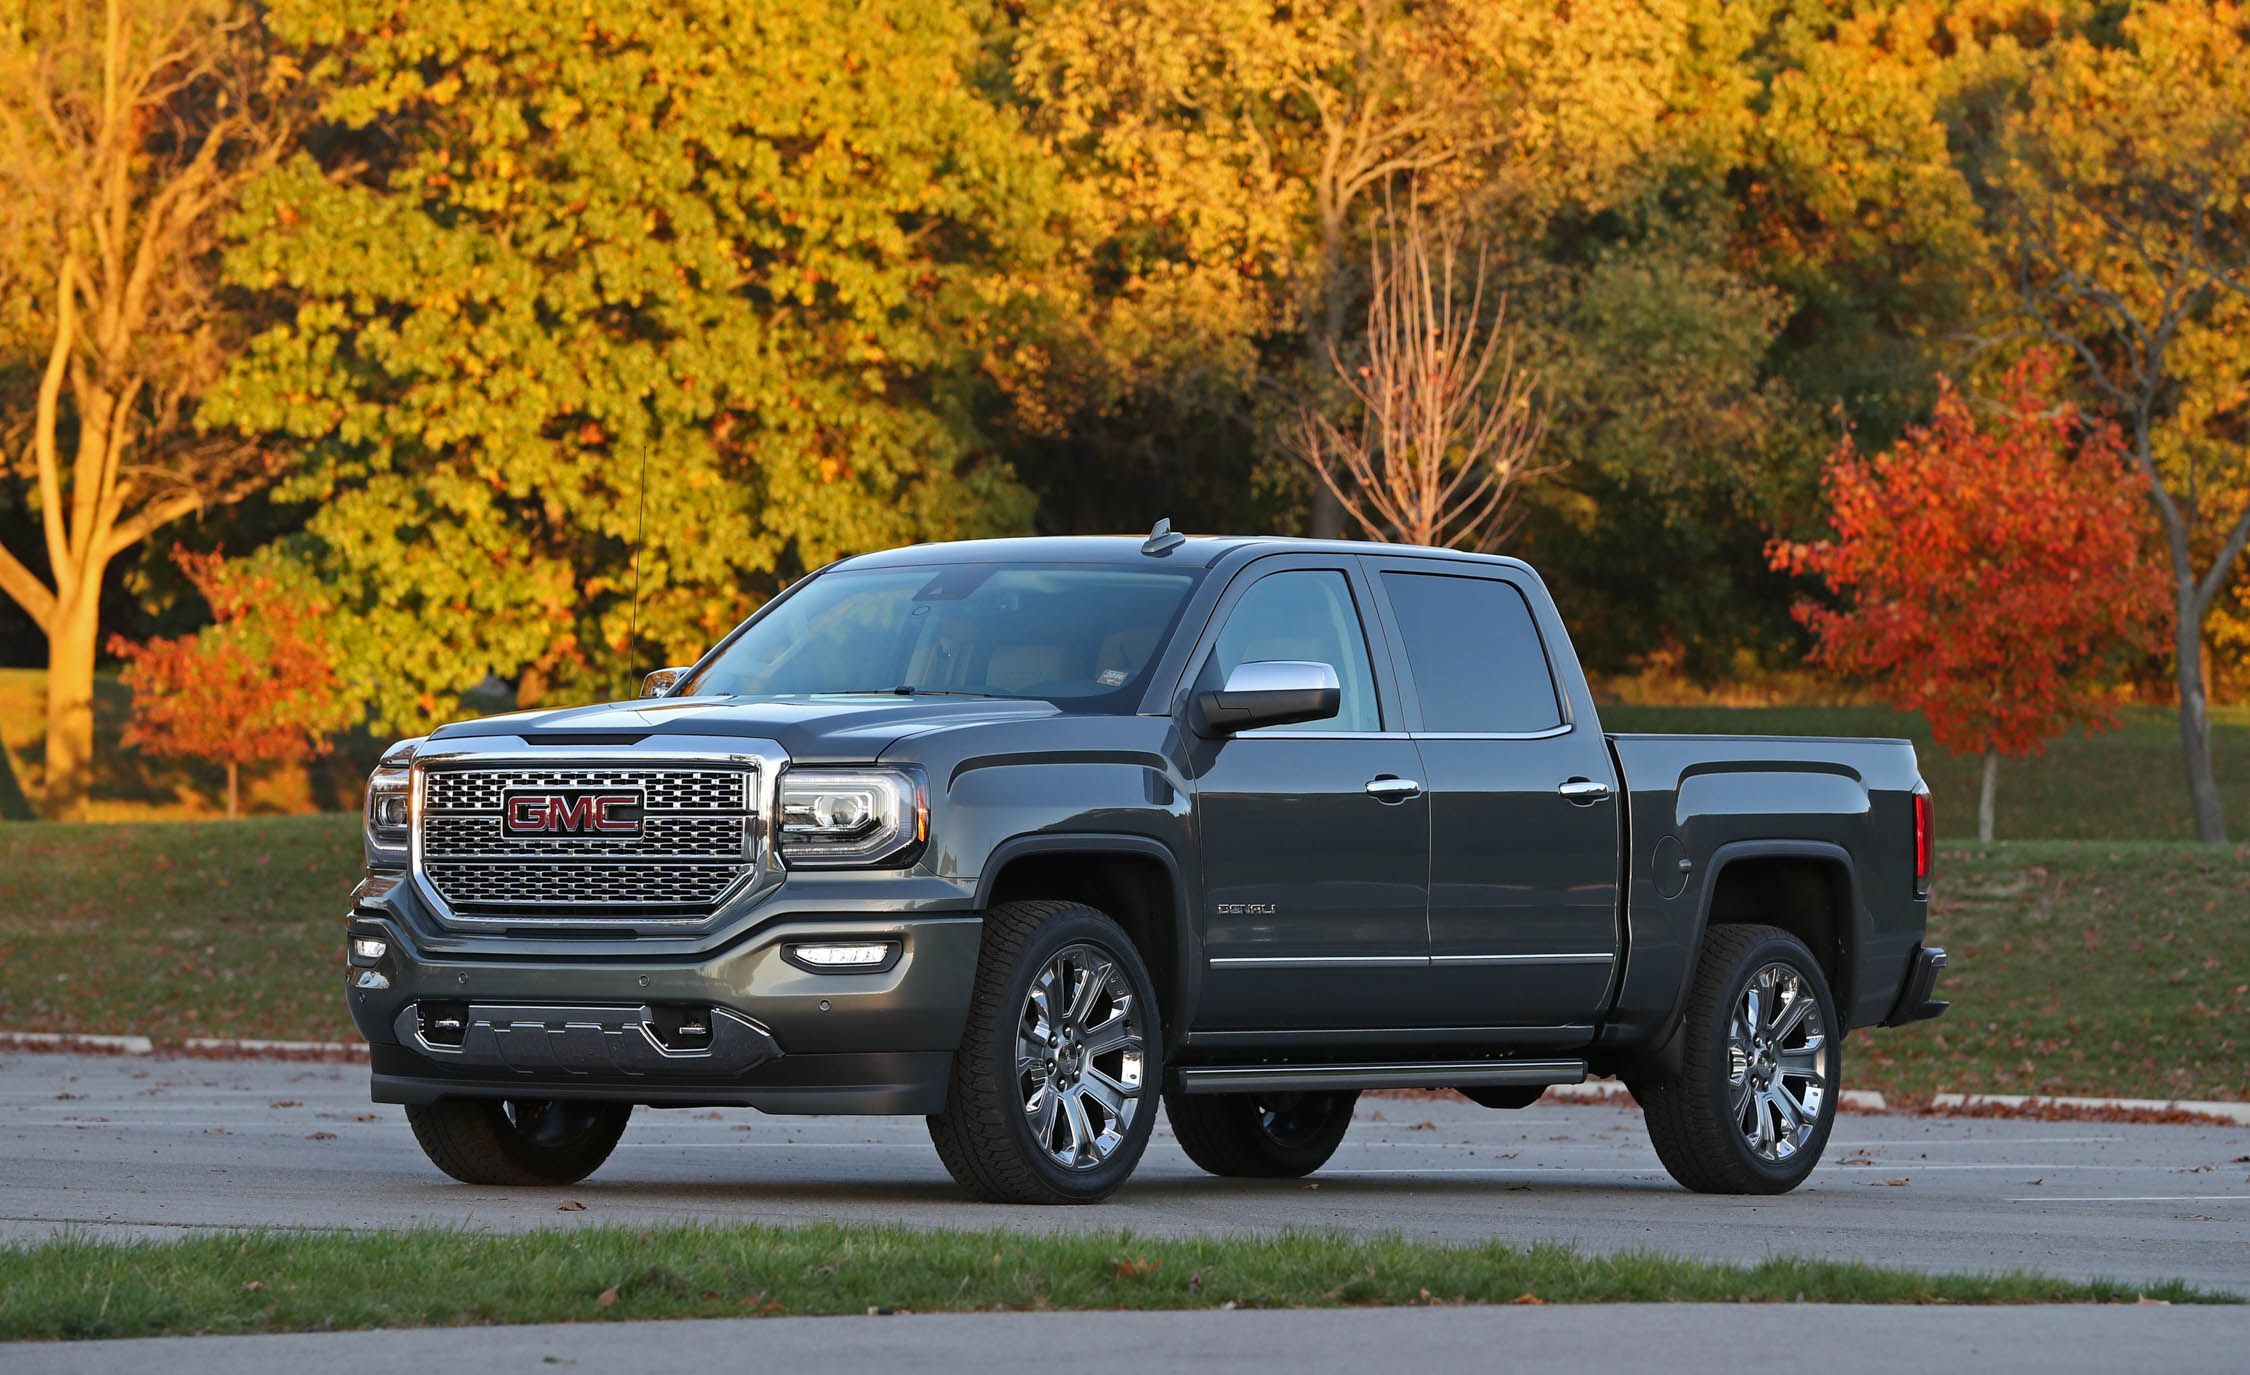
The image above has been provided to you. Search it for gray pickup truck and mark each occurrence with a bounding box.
[346,530,1946,1203]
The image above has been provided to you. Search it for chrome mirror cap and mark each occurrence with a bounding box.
[1219,660,1339,696]
[1192,660,1342,736]
[640,666,692,698]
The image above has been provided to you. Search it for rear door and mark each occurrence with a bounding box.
[1364,558,1621,1028]
[1181,555,1431,1031]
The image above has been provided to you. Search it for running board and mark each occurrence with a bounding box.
[1172,1058,1586,1096]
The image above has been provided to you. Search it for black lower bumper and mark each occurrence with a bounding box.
[369,1042,952,1114]
[1881,944,1949,1026]
[346,905,981,1115]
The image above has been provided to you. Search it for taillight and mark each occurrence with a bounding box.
[1913,792,1933,889]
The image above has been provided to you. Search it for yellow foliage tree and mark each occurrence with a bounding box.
[1994,1,2250,842]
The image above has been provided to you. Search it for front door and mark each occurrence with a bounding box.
[1183,560,1431,1031]
[1365,559,1622,1028]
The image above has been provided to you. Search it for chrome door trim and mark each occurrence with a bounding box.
[1208,954,1429,968]
[1407,724,1576,742]
[1431,952,1615,966]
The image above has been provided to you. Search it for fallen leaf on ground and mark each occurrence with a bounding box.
[556,1200,586,1212]
[595,1286,619,1308]
[1111,1257,1160,1278]
[306,1131,335,1141]
[1513,1293,1545,1305]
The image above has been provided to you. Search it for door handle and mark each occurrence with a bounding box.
[1364,775,1422,802]
[1557,777,1612,804]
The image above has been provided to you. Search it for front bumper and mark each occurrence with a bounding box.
[346,889,982,1114]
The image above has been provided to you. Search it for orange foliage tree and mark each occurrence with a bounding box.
[1770,354,2166,841]
[109,548,351,817]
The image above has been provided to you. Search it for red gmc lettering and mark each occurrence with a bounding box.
[505,794,640,834]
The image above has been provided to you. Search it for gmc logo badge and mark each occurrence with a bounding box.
[502,789,645,837]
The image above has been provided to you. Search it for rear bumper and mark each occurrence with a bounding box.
[345,902,981,1114]
[1881,944,1949,1026]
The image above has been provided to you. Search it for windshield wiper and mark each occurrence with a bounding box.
[832,685,1006,699]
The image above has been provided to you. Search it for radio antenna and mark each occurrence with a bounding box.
[626,437,649,699]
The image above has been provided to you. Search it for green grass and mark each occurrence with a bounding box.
[1876,841,2250,1102]
[0,814,362,1043]
[1603,704,2250,842]
[2,818,2245,1103]
[0,1223,2227,1341]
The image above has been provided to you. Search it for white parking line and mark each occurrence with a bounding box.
[2007,1194,2250,1204]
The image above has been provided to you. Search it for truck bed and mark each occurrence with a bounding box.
[1600,732,1927,1041]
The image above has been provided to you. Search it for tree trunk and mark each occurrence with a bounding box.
[226,760,239,819]
[2173,586,2227,843]
[1308,209,1350,541]
[40,586,102,823]
[1977,748,1998,845]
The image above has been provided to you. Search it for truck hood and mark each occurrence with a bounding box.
[421,694,1063,764]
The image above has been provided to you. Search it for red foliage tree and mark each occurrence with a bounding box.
[109,549,351,818]
[1769,353,2167,842]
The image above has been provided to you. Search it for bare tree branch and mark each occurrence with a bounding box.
[1287,206,1557,550]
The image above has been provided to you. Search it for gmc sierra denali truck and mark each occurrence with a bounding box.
[346,530,1948,1204]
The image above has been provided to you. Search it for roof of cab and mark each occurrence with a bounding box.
[836,533,1536,576]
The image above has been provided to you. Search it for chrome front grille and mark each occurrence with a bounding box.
[415,763,758,922]
[424,768,748,814]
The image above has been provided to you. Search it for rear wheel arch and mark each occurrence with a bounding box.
[1687,842,1863,1027]
[975,834,1196,1050]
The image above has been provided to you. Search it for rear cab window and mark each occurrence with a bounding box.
[1378,570,1562,734]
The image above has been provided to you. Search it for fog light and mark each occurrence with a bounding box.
[784,940,900,973]
[349,935,388,967]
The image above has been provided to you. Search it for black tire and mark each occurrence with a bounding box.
[404,1097,632,1186]
[1638,924,1842,1194]
[1163,1089,1359,1178]
[928,900,1164,1204]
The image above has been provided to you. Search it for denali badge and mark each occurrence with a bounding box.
[501,789,645,837]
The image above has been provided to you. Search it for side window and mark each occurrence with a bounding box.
[1207,570,1381,733]
[1381,572,1562,733]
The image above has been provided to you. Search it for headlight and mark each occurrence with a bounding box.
[776,767,926,867]
[364,759,414,859]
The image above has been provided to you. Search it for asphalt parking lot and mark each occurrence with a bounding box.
[3,1051,2246,1295]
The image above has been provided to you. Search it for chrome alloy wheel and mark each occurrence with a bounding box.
[1017,942,1146,1170]
[1727,962,1830,1162]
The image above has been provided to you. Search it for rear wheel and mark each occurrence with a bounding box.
[928,900,1162,1204]
[404,1097,632,1186]
[1637,924,1839,1194]
[1164,1089,1359,1178]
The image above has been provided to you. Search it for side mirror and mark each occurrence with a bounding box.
[1191,660,1341,736]
[640,666,692,698]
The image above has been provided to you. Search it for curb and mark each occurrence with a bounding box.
[0,1031,365,1061]
[1928,1090,2250,1126]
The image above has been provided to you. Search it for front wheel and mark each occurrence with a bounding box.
[404,1098,632,1186]
[1637,924,1840,1194]
[928,901,1163,1204]
[1164,1089,1359,1178]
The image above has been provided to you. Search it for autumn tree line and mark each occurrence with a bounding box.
[3,1,2247,837]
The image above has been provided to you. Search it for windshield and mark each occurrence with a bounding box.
[678,563,1201,712]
